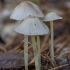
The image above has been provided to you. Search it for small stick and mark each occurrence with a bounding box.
[54,34,68,44]
[50,20,54,64]
[31,36,39,70]
[0,46,7,52]
[13,42,23,51]
[41,42,49,53]
[4,35,18,49]
[24,35,28,70]
[55,39,69,54]
[42,54,54,68]
[48,64,69,70]
[41,34,49,50]
[29,58,35,65]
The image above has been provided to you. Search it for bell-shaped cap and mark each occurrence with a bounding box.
[10,1,44,20]
[43,12,62,21]
[15,17,49,35]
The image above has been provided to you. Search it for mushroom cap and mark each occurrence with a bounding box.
[15,17,49,35]
[43,12,62,21]
[10,1,44,20]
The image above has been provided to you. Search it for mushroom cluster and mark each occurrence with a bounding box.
[10,1,62,70]
[10,1,49,70]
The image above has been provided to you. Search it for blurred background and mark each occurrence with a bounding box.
[0,0,70,69]
[0,0,70,44]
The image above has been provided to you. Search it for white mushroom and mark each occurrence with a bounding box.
[10,1,44,70]
[15,17,49,35]
[43,12,62,65]
[10,1,44,20]
[43,12,62,21]
[15,17,49,70]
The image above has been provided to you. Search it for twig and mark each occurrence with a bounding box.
[54,34,68,44]
[13,42,23,51]
[4,35,19,49]
[0,46,7,52]
[55,39,69,54]
[41,34,49,51]
[48,64,69,70]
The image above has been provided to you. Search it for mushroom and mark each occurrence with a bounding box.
[15,17,49,70]
[10,1,44,70]
[10,1,44,20]
[43,12,62,65]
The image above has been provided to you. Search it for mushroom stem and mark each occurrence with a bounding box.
[50,21,54,64]
[36,35,41,69]
[31,36,39,70]
[24,35,28,70]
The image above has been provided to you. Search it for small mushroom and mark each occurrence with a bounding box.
[10,1,44,20]
[15,17,49,70]
[43,12,62,65]
[10,1,44,70]
[43,12,62,21]
[15,17,49,35]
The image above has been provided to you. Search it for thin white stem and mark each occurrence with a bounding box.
[50,21,54,64]
[31,36,39,70]
[36,36,41,70]
[24,35,28,70]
